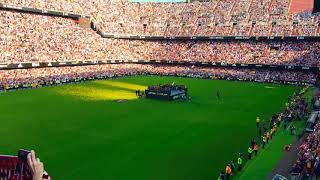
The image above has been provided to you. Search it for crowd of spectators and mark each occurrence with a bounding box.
[0,64,316,90]
[290,91,320,179]
[281,91,309,129]
[0,10,105,63]
[292,122,320,178]
[144,65,316,84]
[1,10,320,67]
[0,0,319,37]
[0,64,144,90]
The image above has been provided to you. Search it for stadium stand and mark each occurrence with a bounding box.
[0,0,319,37]
[289,92,320,180]
[0,64,316,91]
[291,121,320,179]
[0,10,107,63]
[0,9,319,66]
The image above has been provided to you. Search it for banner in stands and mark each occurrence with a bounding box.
[104,34,320,41]
[0,3,89,19]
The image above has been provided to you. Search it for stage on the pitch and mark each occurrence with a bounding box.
[145,83,188,100]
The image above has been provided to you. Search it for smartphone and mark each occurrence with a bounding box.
[18,149,31,161]
[17,149,50,179]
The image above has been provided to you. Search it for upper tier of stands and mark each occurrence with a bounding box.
[1,10,319,66]
[0,0,319,37]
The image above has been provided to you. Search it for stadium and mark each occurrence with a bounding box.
[0,0,319,179]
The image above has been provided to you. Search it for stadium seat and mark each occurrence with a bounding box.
[0,151,50,180]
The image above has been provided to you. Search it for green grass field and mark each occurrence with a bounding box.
[0,76,297,180]
[236,120,307,180]
[235,89,311,180]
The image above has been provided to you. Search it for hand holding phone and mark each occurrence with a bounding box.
[26,150,45,180]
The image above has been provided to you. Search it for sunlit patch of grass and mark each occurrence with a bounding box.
[264,86,277,89]
[54,86,138,101]
[94,81,146,91]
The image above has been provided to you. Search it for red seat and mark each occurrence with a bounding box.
[0,152,50,180]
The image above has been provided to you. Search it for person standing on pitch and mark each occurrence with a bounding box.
[262,133,267,149]
[256,116,260,128]
[272,123,277,136]
[217,91,221,100]
[266,131,270,143]
[219,171,225,180]
[237,153,243,171]
[262,121,267,134]
[218,175,222,180]
[248,146,253,160]
[270,128,274,140]
[251,138,256,149]
[230,160,235,174]
[254,143,259,156]
[226,164,231,179]
[284,117,288,129]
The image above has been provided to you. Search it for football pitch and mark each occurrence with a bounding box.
[0,76,296,180]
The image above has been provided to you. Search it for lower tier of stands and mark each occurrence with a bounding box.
[0,64,316,90]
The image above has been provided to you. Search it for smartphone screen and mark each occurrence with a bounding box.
[18,149,31,161]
